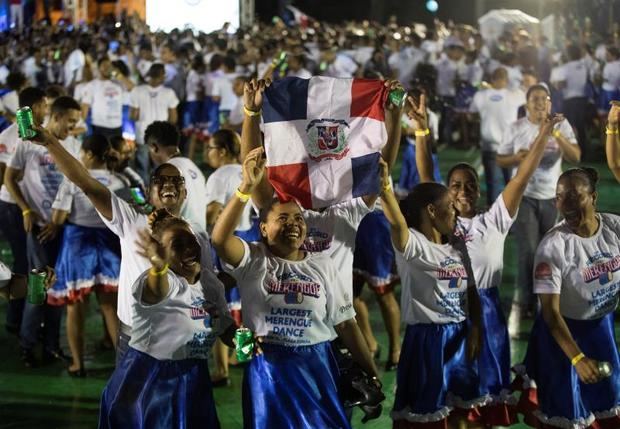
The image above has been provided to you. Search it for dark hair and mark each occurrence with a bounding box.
[446,163,479,185]
[209,54,224,71]
[566,43,583,62]
[150,162,182,181]
[144,121,180,148]
[147,63,165,79]
[18,87,46,109]
[526,84,550,101]
[6,72,26,91]
[258,197,283,223]
[82,134,111,162]
[223,56,236,71]
[211,129,240,156]
[559,167,599,193]
[109,135,125,152]
[491,67,508,82]
[112,60,130,77]
[50,96,81,117]
[401,182,449,229]
[45,84,66,100]
[97,56,110,67]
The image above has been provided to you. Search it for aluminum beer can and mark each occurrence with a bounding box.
[27,269,47,305]
[389,88,408,108]
[16,107,37,140]
[234,327,254,363]
[598,361,613,378]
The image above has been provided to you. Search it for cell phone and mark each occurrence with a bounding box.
[130,187,146,205]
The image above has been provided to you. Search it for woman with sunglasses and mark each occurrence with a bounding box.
[212,147,382,429]
[99,210,235,429]
[515,167,620,429]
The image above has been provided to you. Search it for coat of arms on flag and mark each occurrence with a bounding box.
[262,76,389,209]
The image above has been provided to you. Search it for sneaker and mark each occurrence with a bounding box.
[43,348,72,364]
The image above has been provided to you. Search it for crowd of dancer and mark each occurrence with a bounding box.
[0,11,619,429]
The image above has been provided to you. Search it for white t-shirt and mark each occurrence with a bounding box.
[534,213,620,320]
[129,270,232,360]
[73,81,92,104]
[388,47,426,89]
[8,137,81,225]
[211,72,237,111]
[136,59,153,81]
[394,228,471,325]
[0,123,22,203]
[223,240,355,346]
[99,193,218,327]
[456,195,516,290]
[554,60,588,99]
[167,157,207,231]
[301,197,372,296]
[185,69,204,103]
[83,79,125,128]
[326,54,359,78]
[52,169,125,228]
[602,60,620,92]
[0,91,18,115]
[435,57,467,97]
[129,84,179,144]
[205,164,254,232]
[498,117,578,200]
[63,49,85,86]
[470,88,526,151]
[288,68,313,79]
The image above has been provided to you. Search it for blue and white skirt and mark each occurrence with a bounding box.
[353,211,399,294]
[183,100,203,131]
[99,346,220,429]
[48,224,120,306]
[477,287,517,426]
[514,312,620,429]
[242,341,351,429]
[392,322,490,429]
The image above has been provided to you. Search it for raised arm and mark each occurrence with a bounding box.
[212,147,266,267]
[502,114,564,217]
[606,101,620,182]
[30,125,113,220]
[407,94,435,183]
[554,127,581,164]
[240,79,274,209]
[134,228,171,305]
[378,159,408,252]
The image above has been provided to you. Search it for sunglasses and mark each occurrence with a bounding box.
[150,175,186,186]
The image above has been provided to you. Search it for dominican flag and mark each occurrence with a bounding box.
[262,76,389,209]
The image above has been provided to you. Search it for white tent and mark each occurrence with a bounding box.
[478,9,540,42]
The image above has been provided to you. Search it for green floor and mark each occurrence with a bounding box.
[0,144,618,429]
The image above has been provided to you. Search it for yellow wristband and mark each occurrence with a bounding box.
[414,128,431,137]
[22,209,32,216]
[381,183,392,194]
[571,352,585,366]
[235,188,251,203]
[149,263,169,277]
[553,129,562,138]
[243,106,262,117]
[606,127,619,135]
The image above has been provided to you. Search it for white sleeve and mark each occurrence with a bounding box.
[325,257,356,325]
[98,193,142,239]
[129,87,139,109]
[132,271,179,308]
[81,81,94,105]
[7,140,27,170]
[333,197,373,229]
[205,173,229,206]
[221,239,262,283]
[167,89,180,109]
[558,119,578,145]
[484,193,517,235]
[200,268,235,335]
[394,229,423,261]
[0,129,12,164]
[497,124,516,156]
[551,66,566,83]
[469,92,481,113]
[533,235,563,295]
[52,178,75,212]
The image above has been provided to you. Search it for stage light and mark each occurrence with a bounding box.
[426,0,439,13]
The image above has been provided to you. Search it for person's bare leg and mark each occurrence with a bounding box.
[67,299,86,371]
[376,290,401,364]
[97,291,119,349]
[354,296,379,355]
